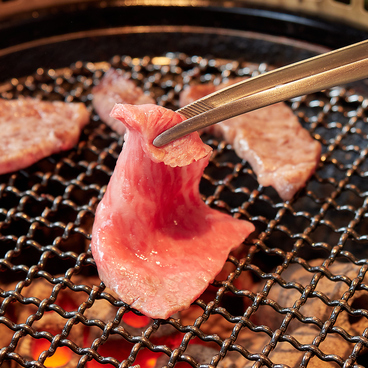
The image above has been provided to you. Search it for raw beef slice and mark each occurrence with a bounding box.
[180,81,321,201]
[91,103,254,319]
[92,68,155,135]
[0,98,90,175]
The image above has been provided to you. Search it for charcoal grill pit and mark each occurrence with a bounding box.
[1,1,368,368]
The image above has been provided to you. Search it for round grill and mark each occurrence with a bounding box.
[0,5,368,368]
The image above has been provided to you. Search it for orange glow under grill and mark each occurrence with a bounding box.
[87,339,163,368]
[136,348,163,368]
[32,339,72,368]
[122,311,151,328]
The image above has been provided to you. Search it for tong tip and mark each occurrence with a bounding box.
[153,116,199,147]
[152,133,168,147]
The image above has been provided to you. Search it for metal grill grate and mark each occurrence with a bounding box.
[0,53,368,368]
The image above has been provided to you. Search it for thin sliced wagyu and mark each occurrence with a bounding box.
[91,103,254,319]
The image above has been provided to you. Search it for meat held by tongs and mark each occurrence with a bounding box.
[154,39,368,147]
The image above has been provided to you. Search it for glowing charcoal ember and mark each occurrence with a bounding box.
[16,311,83,367]
[135,349,164,368]
[179,81,321,201]
[31,336,73,368]
[84,298,179,341]
[122,311,151,328]
[0,97,89,175]
[10,278,86,368]
[92,68,155,135]
[84,288,180,339]
[91,104,254,319]
[88,337,164,368]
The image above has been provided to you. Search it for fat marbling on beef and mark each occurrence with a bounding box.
[92,68,155,135]
[91,103,254,319]
[0,98,89,175]
[180,81,321,201]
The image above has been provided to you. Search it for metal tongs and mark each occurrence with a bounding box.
[153,39,368,147]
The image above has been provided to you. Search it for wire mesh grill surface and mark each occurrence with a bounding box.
[0,53,368,368]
